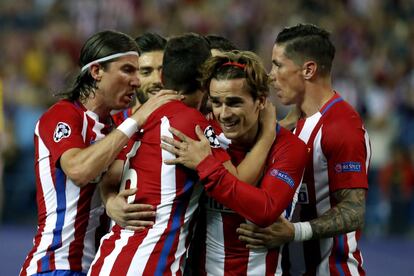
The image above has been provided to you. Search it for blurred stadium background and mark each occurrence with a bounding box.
[0,0,413,274]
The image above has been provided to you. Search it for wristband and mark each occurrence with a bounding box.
[117,118,139,138]
[293,222,313,241]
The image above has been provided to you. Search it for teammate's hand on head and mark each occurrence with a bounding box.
[106,188,156,231]
[237,216,294,249]
[160,125,212,170]
[131,89,183,127]
[258,100,277,142]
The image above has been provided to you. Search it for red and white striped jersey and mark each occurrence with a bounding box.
[193,125,308,276]
[88,100,230,276]
[20,100,112,276]
[111,108,132,127]
[282,92,371,276]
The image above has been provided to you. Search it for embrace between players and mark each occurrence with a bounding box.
[21,24,370,276]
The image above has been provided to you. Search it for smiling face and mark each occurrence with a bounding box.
[269,43,305,106]
[209,78,264,146]
[95,54,140,111]
[136,50,164,103]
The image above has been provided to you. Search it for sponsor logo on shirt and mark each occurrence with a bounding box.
[335,161,362,173]
[53,122,71,142]
[204,197,235,213]
[204,126,221,148]
[270,169,295,188]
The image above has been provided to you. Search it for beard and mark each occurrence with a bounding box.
[136,89,148,104]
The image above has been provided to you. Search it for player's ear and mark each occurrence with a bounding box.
[302,61,316,80]
[90,64,103,81]
[257,95,266,110]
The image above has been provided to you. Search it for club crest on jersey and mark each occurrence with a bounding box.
[335,162,361,173]
[204,126,221,148]
[270,169,295,188]
[53,122,71,142]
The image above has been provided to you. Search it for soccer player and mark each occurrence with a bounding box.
[160,50,309,275]
[19,30,180,276]
[87,33,231,276]
[112,32,167,126]
[205,34,238,56]
[237,24,371,275]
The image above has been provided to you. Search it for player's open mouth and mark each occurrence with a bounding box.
[221,121,238,131]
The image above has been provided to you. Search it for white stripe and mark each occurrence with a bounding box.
[171,184,203,274]
[313,128,331,216]
[86,111,106,141]
[363,128,371,173]
[92,230,135,276]
[205,211,225,276]
[82,113,88,143]
[81,188,105,271]
[26,124,59,275]
[287,114,323,276]
[294,112,322,143]
[313,127,333,276]
[247,248,267,275]
[346,231,360,275]
[53,178,80,270]
[127,116,177,275]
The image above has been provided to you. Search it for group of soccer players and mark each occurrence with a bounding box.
[20,23,370,276]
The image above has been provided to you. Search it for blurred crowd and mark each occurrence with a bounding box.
[1,0,414,238]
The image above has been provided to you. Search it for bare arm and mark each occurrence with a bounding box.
[228,101,276,184]
[310,188,366,239]
[60,90,181,187]
[237,188,366,248]
[101,160,155,231]
[161,101,277,185]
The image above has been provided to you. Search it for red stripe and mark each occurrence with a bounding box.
[222,213,249,275]
[109,230,147,274]
[89,230,121,276]
[353,230,365,276]
[144,204,179,275]
[265,248,279,275]
[68,185,94,270]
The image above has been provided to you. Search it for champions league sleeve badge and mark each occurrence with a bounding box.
[53,122,71,142]
[204,126,221,148]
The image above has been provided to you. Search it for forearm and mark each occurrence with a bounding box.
[233,130,275,185]
[100,160,124,206]
[197,155,292,227]
[309,188,366,239]
[62,130,130,186]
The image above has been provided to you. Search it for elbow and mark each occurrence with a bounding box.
[64,165,96,187]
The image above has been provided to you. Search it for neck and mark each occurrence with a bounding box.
[232,122,259,149]
[299,76,335,118]
[82,93,111,120]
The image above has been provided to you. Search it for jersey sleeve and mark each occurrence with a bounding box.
[322,118,369,191]
[37,103,86,166]
[195,130,308,227]
[171,109,230,163]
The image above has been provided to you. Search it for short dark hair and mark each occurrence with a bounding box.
[61,30,139,101]
[135,32,167,54]
[200,50,269,100]
[162,33,211,94]
[275,23,335,75]
[205,34,238,52]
